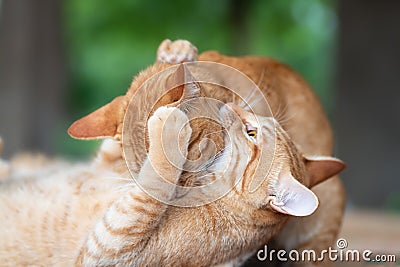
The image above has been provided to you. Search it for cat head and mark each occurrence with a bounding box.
[68,63,228,175]
[67,60,345,217]
[216,103,345,217]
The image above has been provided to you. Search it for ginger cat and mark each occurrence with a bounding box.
[0,40,345,266]
[69,39,346,265]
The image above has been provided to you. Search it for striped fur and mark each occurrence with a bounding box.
[74,104,320,266]
[0,103,313,266]
[0,40,345,266]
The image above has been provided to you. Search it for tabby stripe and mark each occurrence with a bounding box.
[128,191,159,205]
[105,200,162,231]
[106,206,145,228]
[231,148,242,195]
[40,210,49,241]
[108,237,152,267]
[130,204,160,219]
[205,205,217,231]
[89,230,148,256]
[92,211,148,250]
[113,197,132,215]
[262,124,274,137]
[75,247,84,266]
[60,202,71,231]
[53,209,60,242]
[78,243,99,262]
[111,191,160,216]
[240,150,250,193]
[87,232,105,256]
[242,144,260,191]
[102,216,150,236]
[88,230,124,256]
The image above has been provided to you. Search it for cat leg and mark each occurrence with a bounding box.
[157,39,198,63]
[76,106,192,266]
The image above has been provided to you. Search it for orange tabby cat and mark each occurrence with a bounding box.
[0,40,345,266]
[67,40,346,266]
[0,104,343,266]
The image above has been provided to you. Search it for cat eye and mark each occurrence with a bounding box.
[245,124,257,138]
[247,130,257,137]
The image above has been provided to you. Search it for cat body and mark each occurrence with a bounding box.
[70,41,345,262]
[0,104,334,266]
[0,40,345,266]
[197,51,346,259]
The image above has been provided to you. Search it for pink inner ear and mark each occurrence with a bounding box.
[269,173,319,217]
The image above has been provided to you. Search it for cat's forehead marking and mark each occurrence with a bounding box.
[261,122,275,136]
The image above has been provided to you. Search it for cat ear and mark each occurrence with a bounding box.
[269,171,319,217]
[168,63,200,104]
[68,96,128,140]
[68,64,199,141]
[304,155,346,188]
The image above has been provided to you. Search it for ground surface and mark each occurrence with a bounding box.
[244,210,400,266]
[333,210,400,266]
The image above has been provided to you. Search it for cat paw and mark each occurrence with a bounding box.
[148,106,192,156]
[157,39,198,64]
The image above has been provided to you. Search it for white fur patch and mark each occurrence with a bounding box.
[157,39,198,64]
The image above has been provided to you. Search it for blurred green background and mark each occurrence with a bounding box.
[62,0,337,156]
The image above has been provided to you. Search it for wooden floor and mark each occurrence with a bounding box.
[333,210,400,266]
[243,210,400,266]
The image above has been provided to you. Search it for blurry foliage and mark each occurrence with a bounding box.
[386,193,400,213]
[60,0,337,157]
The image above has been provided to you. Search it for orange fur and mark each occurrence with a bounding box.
[70,41,346,265]
[0,40,345,266]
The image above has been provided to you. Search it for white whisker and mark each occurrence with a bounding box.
[112,183,137,193]
[245,93,265,109]
[257,67,266,88]
[243,86,260,106]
